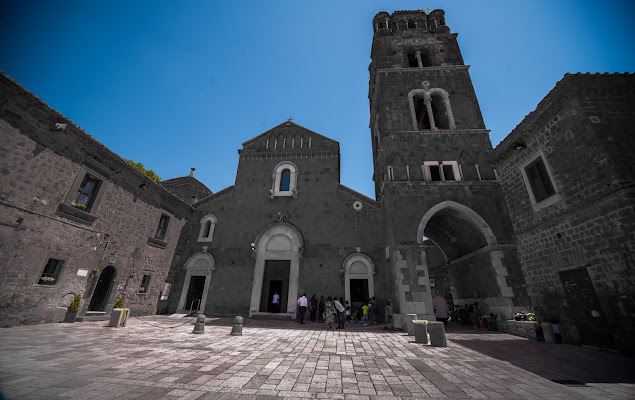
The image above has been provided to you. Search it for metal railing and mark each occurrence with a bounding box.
[188,298,201,316]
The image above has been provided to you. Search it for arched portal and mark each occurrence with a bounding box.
[342,253,376,310]
[177,252,215,313]
[249,222,303,318]
[88,265,116,311]
[416,201,514,316]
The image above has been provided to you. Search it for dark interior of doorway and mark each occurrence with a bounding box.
[260,260,290,312]
[267,280,283,313]
[88,266,116,311]
[350,278,369,311]
[185,276,206,312]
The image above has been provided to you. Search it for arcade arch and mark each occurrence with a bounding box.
[416,201,514,316]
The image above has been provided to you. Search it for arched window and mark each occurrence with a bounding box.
[407,19,416,29]
[270,161,299,198]
[408,88,456,131]
[280,169,291,191]
[198,215,217,243]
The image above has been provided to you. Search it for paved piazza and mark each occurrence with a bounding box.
[0,317,633,399]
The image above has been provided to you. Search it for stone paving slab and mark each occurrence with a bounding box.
[0,316,633,399]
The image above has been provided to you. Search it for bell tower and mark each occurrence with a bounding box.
[369,9,529,324]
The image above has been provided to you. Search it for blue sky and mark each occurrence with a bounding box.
[2,1,633,198]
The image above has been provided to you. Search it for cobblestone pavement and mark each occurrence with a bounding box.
[0,316,633,399]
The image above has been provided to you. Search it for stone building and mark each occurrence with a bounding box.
[1,8,632,354]
[490,73,635,354]
[0,74,191,326]
[163,9,531,326]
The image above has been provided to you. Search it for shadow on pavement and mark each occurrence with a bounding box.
[447,326,635,385]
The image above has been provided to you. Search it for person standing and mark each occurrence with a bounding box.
[272,291,280,313]
[334,297,345,329]
[318,295,325,322]
[297,293,308,324]
[362,303,369,325]
[324,296,335,330]
[309,294,318,322]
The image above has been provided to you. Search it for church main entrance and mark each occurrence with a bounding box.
[260,260,290,313]
[88,265,115,311]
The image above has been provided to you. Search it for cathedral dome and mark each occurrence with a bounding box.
[160,168,212,204]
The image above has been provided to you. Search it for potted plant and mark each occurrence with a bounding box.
[64,294,80,323]
[109,297,129,327]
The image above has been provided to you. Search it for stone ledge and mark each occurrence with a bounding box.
[55,203,98,226]
[147,237,168,249]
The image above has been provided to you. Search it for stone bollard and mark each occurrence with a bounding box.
[192,314,206,334]
[541,322,557,344]
[230,316,243,336]
[413,320,428,344]
[427,321,447,347]
[405,314,417,336]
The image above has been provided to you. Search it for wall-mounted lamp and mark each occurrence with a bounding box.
[339,267,345,275]
[250,242,256,259]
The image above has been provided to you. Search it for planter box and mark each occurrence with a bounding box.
[109,308,129,327]
[63,310,78,323]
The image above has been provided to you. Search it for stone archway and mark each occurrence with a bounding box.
[249,222,303,318]
[342,253,376,308]
[416,200,514,316]
[177,252,215,313]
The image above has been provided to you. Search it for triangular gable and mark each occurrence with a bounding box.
[241,121,339,151]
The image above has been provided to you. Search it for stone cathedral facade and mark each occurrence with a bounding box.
[1,9,633,354]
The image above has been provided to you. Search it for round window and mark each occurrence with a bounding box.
[353,201,363,211]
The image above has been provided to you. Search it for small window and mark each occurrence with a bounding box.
[203,221,212,237]
[525,157,556,203]
[442,165,455,181]
[155,214,170,240]
[198,215,217,243]
[430,165,442,181]
[38,258,64,285]
[439,17,446,26]
[424,161,461,182]
[408,53,418,68]
[280,169,291,191]
[407,19,415,29]
[73,175,101,211]
[139,275,151,293]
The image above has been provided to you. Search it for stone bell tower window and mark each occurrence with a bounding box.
[409,88,456,131]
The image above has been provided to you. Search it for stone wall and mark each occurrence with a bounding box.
[491,73,635,354]
[0,74,191,326]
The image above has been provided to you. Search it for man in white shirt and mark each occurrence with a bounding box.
[297,293,308,324]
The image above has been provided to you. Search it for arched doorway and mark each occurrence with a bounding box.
[177,252,215,314]
[342,253,376,311]
[88,265,116,311]
[416,200,515,316]
[249,222,303,318]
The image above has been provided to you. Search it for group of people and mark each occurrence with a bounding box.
[292,294,381,329]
